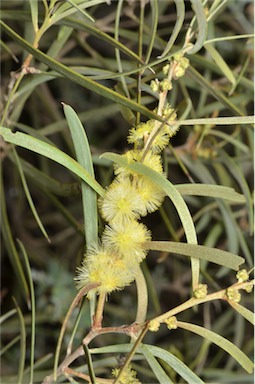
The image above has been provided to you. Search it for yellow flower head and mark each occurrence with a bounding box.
[102,220,151,262]
[98,179,142,224]
[128,115,177,153]
[134,176,166,216]
[114,149,164,179]
[74,244,136,297]
[128,120,155,148]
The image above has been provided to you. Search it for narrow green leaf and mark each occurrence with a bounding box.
[0,21,166,123]
[209,130,249,153]
[177,115,254,126]
[8,153,79,197]
[64,0,95,22]
[158,0,185,58]
[17,240,36,384]
[139,344,174,384]
[50,0,104,25]
[58,17,145,65]
[205,43,236,85]
[0,335,20,357]
[219,150,253,234]
[0,161,29,301]
[176,184,246,203]
[63,103,98,247]
[144,241,244,271]
[205,33,255,44]
[0,309,17,324]
[144,0,158,64]
[142,344,205,384]
[187,0,207,54]
[101,152,200,289]
[0,127,105,197]
[187,66,246,117]
[12,147,50,242]
[228,301,254,325]
[177,321,254,373]
[29,0,38,32]
[135,267,148,325]
[12,298,26,384]
[91,343,204,383]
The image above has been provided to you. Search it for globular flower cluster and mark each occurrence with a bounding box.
[112,365,141,384]
[75,65,178,297]
[128,105,177,153]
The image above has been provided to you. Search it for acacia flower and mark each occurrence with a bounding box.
[133,176,166,216]
[102,220,151,262]
[98,179,141,223]
[114,149,164,179]
[112,365,141,384]
[74,244,136,297]
[128,120,155,148]
[128,121,171,153]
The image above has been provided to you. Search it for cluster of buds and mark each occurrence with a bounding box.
[112,365,141,384]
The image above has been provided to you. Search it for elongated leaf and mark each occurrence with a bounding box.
[139,344,174,384]
[144,241,244,270]
[50,0,104,25]
[64,0,95,22]
[29,0,38,32]
[91,343,204,383]
[142,344,205,384]
[0,336,20,357]
[12,147,50,242]
[220,150,253,234]
[187,66,246,117]
[0,127,105,196]
[0,309,17,324]
[0,20,167,122]
[8,153,79,197]
[176,184,246,202]
[17,240,36,384]
[101,152,200,289]
[205,43,236,85]
[177,321,254,373]
[228,301,254,325]
[178,115,254,126]
[187,0,207,54]
[144,0,158,64]
[158,0,185,58]
[0,161,29,301]
[135,267,148,325]
[12,298,26,384]
[63,104,98,247]
[209,130,249,153]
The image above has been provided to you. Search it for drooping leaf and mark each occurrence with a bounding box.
[144,241,244,271]
[0,126,105,196]
[177,321,254,373]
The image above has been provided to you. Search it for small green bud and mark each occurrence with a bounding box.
[172,55,190,79]
[149,319,161,332]
[194,284,208,299]
[226,287,241,303]
[165,316,178,330]
[245,284,253,293]
[162,63,170,75]
[236,269,249,283]
[150,79,159,92]
[160,79,172,91]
